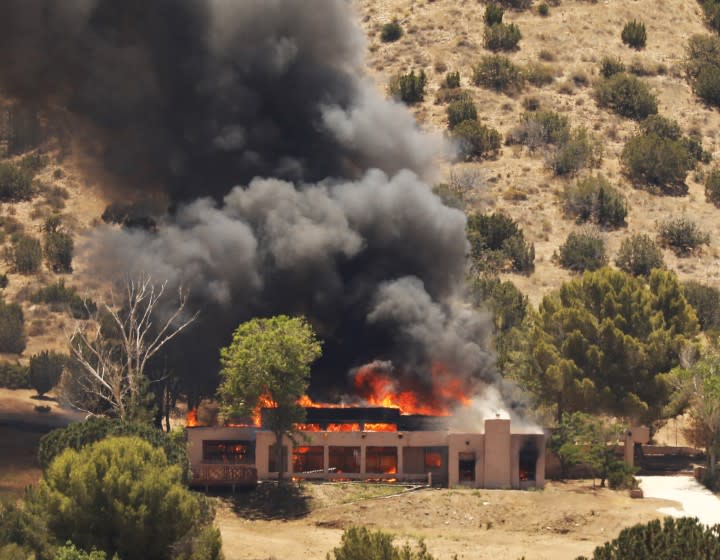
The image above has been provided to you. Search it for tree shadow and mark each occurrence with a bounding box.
[220,481,313,520]
[30,395,57,402]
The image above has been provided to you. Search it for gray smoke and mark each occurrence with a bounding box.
[0,0,508,408]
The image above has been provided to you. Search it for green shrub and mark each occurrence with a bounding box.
[615,233,664,276]
[484,3,504,25]
[640,114,681,140]
[38,417,189,478]
[388,70,427,104]
[467,212,535,274]
[0,275,7,289]
[600,56,626,78]
[484,23,522,51]
[435,87,471,104]
[31,280,97,319]
[29,351,67,398]
[549,127,601,176]
[594,73,658,119]
[558,229,607,272]
[621,132,693,193]
[507,110,570,149]
[538,3,549,16]
[443,71,461,89]
[500,0,532,9]
[380,19,403,42]
[685,34,720,106]
[0,361,30,389]
[0,163,33,202]
[705,168,720,206]
[621,20,647,49]
[453,120,502,160]
[472,54,525,94]
[576,517,720,560]
[683,281,720,331]
[328,526,436,560]
[44,231,73,273]
[523,62,555,86]
[54,542,109,560]
[0,301,25,354]
[447,98,478,129]
[7,234,42,274]
[658,217,709,256]
[562,175,627,228]
[19,153,48,175]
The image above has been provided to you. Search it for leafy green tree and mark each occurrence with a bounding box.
[683,281,720,332]
[388,70,426,104]
[29,351,66,398]
[328,526,436,560]
[55,542,112,560]
[562,175,627,228]
[550,411,593,480]
[505,268,699,422]
[667,353,720,478]
[33,436,202,560]
[621,131,694,193]
[557,229,607,272]
[452,120,502,160]
[586,420,631,488]
[218,315,322,482]
[594,73,657,120]
[615,233,664,277]
[576,517,720,560]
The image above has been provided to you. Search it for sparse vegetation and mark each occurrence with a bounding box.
[523,62,555,87]
[31,280,97,319]
[453,120,502,160]
[472,54,525,94]
[549,127,602,176]
[561,175,627,228]
[621,20,647,49]
[599,56,626,78]
[5,234,42,274]
[484,3,505,26]
[328,526,436,560]
[0,361,30,389]
[388,70,427,104]
[594,73,658,120]
[705,168,720,206]
[443,71,461,89]
[380,19,403,42]
[507,110,570,149]
[0,162,33,202]
[616,233,665,276]
[658,216,710,256]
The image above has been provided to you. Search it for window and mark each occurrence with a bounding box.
[424,450,443,469]
[293,446,324,473]
[366,446,398,474]
[328,446,360,473]
[202,440,254,464]
[459,452,476,482]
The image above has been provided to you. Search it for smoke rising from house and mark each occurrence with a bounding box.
[0,0,518,415]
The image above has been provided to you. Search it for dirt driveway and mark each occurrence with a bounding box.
[216,481,678,560]
[639,475,720,526]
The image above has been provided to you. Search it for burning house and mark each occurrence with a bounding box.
[187,408,545,489]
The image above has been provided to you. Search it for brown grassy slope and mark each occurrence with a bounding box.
[356,0,720,305]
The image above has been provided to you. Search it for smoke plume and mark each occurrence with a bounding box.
[0,0,510,412]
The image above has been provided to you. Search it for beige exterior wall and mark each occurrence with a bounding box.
[188,419,546,489]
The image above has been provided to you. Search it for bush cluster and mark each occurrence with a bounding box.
[31,280,98,319]
[388,70,427,104]
[523,62,555,87]
[380,19,402,42]
[558,229,607,272]
[43,216,74,272]
[447,97,478,129]
[472,54,525,95]
[683,280,720,331]
[484,23,522,51]
[705,168,720,206]
[329,526,436,560]
[0,361,30,389]
[443,71,461,89]
[561,175,627,228]
[507,110,570,149]
[5,234,42,274]
[484,3,504,25]
[621,20,647,49]
[594,72,658,120]
[467,212,535,274]
[615,233,664,276]
[29,351,67,397]
[599,56,626,78]
[499,0,532,9]
[0,300,26,354]
[0,162,33,202]
[549,127,602,176]
[453,120,502,160]
[685,34,720,107]
[658,217,710,256]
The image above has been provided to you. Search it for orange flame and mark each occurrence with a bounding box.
[363,423,397,432]
[186,408,200,427]
[327,423,361,432]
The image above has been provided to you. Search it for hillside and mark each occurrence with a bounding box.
[357,0,720,305]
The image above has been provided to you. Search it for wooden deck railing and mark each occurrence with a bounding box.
[191,463,257,487]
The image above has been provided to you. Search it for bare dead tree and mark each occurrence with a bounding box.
[64,275,198,421]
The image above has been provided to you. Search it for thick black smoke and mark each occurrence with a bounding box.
[0,0,505,409]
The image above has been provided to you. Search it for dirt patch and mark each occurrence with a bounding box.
[216,480,679,560]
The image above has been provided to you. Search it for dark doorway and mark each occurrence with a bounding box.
[458,452,476,482]
[519,441,538,481]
